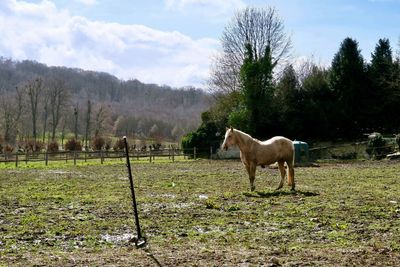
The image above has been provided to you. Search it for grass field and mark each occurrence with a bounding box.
[1,159,400,266]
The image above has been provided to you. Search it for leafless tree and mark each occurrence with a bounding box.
[48,78,69,140]
[84,100,92,150]
[209,6,291,93]
[93,104,110,137]
[73,105,79,139]
[0,87,23,144]
[42,87,50,143]
[25,78,44,142]
[60,118,67,148]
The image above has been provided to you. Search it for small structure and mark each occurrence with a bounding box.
[387,152,400,160]
[215,146,240,159]
[293,141,309,165]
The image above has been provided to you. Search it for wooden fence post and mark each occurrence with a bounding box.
[172,148,175,162]
[15,153,18,167]
[149,149,152,163]
[74,151,77,165]
[194,147,196,160]
[45,151,48,166]
[101,150,104,164]
[210,146,213,160]
[25,151,28,165]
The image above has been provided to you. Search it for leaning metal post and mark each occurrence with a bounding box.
[123,136,146,248]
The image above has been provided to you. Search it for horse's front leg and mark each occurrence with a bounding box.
[246,163,256,191]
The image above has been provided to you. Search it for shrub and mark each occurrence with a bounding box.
[113,138,125,151]
[181,119,221,158]
[47,140,59,152]
[228,108,249,132]
[366,132,392,159]
[91,136,105,150]
[3,144,14,154]
[25,139,45,152]
[104,138,112,151]
[65,138,82,151]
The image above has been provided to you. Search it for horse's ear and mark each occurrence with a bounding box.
[230,126,233,132]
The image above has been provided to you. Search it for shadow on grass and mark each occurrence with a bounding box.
[243,190,319,198]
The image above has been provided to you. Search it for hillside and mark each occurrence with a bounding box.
[0,57,212,142]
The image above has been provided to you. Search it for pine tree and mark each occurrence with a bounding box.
[275,65,301,137]
[330,37,367,138]
[368,38,395,131]
[239,43,275,138]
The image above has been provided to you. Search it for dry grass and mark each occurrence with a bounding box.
[1,160,400,266]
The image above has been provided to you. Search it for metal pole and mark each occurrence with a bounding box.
[123,136,146,248]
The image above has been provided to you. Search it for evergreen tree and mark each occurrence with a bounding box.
[239,43,275,138]
[391,58,400,132]
[300,65,334,139]
[275,65,301,137]
[330,37,367,138]
[368,38,395,131]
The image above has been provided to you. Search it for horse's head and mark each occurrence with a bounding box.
[221,127,236,151]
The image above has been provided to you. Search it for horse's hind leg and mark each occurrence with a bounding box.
[287,162,295,191]
[276,160,285,190]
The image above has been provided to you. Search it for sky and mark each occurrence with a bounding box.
[0,0,399,88]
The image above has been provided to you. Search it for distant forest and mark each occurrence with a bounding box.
[0,57,211,147]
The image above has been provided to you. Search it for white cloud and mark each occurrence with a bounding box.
[0,0,218,88]
[165,0,245,14]
[74,0,97,6]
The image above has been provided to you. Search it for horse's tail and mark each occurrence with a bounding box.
[287,143,295,187]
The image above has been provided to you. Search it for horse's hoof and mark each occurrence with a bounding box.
[291,187,296,191]
[261,165,266,168]
[275,187,282,191]
[251,186,255,192]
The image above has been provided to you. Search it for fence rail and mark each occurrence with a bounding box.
[2,142,399,167]
[0,147,214,167]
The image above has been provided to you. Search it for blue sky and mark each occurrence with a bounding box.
[1,0,399,88]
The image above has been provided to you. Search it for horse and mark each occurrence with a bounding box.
[221,127,295,191]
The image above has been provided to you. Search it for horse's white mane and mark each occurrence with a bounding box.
[232,128,260,144]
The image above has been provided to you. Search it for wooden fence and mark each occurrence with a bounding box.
[0,147,216,167]
[309,141,398,160]
[1,142,398,167]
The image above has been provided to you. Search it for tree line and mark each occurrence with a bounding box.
[0,58,211,151]
[182,6,400,152]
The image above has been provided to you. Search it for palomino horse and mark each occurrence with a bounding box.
[221,127,295,191]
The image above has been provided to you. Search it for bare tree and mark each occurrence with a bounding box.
[48,78,69,140]
[25,78,44,142]
[209,6,291,93]
[0,87,23,144]
[84,100,92,150]
[93,104,110,137]
[73,105,79,139]
[42,87,50,143]
[60,118,67,148]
